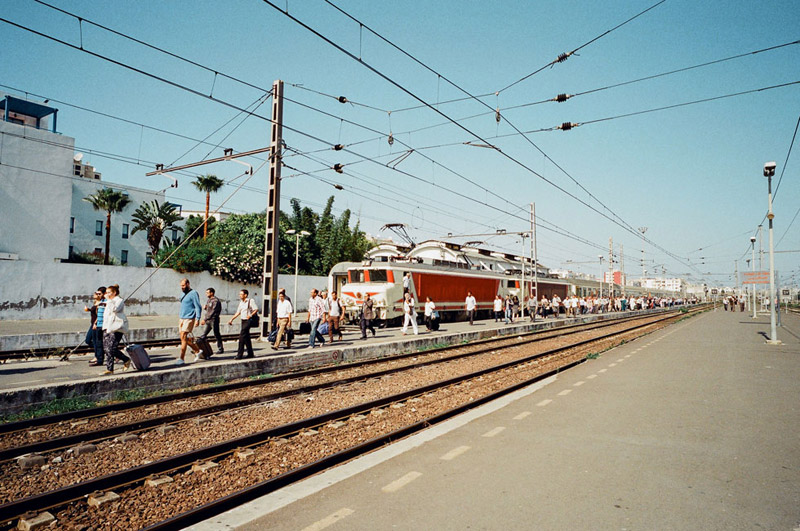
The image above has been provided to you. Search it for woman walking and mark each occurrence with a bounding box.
[101,284,130,375]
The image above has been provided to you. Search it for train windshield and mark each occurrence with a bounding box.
[348,269,390,283]
[368,269,388,282]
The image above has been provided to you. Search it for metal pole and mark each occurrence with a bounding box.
[758,224,764,312]
[260,80,283,340]
[293,234,300,317]
[620,244,625,297]
[766,172,780,344]
[533,203,538,321]
[751,241,757,319]
[521,234,526,319]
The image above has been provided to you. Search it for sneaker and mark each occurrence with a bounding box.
[217,349,224,354]
[123,361,131,370]
[175,359,185,366]
[102,370,113,375]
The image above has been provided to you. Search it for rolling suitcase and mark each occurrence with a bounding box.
[195,336,214,360]
[299,321,311,335]
[430,319,440,331]
[125,343,151,371]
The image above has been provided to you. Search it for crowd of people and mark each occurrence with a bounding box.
[535,294,687,318]
[83,279,690,375]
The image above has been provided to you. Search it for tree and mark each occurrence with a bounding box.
[184,214,215,241]
[192,174,225,239]
[130,200,183,262]
[83,188,131,265]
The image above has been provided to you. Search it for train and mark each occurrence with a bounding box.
[329,240,677,324]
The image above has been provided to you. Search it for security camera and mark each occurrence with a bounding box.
[764,161,776,177]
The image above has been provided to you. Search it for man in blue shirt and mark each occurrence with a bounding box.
[178,278,202,365]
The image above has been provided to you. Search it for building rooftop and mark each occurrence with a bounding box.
[0,95,58,132]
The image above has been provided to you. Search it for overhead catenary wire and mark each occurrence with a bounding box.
[3,8,702,278]
[270,1,702,274]
[496,0,669,94]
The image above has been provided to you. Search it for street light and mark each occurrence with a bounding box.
[286,229,310,316]
[763,161,780,344]
[750,236,757,319]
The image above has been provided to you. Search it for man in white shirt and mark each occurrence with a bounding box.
[465,291,477,325]
[272,291,293,350]
[325,291,344,342]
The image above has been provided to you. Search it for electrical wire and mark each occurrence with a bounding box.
[273,1,703,272]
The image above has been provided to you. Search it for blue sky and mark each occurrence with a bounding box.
[2,0,798,288]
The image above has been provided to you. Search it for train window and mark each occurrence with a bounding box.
[368,269,388,282]
[507,280,515,288]
[358,270,366,283]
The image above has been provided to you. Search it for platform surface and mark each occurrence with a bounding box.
[194,309,800,531]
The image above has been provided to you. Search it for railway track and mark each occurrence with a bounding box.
[0,310,681,446]
[0,306,706,530]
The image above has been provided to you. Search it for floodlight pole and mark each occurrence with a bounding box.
[764,162,780,344]
[260,80,284,340]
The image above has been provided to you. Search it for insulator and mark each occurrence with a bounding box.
[334,184,344,190]
[388,133,394,146]
[495,108,501,123]
[333,144,344,151]
[555,93,570,103]
[333,163,344,173]
[560,122,572,131]
[556,52,570,63]
[338,96,348,103]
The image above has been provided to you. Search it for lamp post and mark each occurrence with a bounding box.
[763,162,780,344]
[286,229,310,317]
[750,236,757,319]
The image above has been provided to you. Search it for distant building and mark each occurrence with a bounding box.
[603,270,625,285]
[0,94,165,266]
[641,277,684,293]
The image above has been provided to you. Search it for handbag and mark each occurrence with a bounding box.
[248,313,260,327]
[432,310,440,320]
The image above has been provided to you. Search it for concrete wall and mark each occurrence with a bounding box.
[0,260,327,320]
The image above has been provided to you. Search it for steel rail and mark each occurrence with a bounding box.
[0,309,694,525]
[0,310,674,461]
[0,309,680,435]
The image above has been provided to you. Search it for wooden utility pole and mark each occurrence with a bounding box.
[260,79,284,339]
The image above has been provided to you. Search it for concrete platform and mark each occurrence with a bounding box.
[190,309,800,530]
[0,310,658,414]
[0,314,244,352]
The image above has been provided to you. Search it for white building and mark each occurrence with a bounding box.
[641,277,684,293]
[0,95,165,267]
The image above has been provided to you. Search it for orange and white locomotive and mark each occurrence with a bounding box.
[332,240,570,324]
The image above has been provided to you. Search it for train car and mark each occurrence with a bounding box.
[333,240,566,324]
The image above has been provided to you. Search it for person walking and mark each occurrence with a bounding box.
[493,295,503,322]
[360,294,376,339]
[403,272,411,294]
[402,292,419,335]
[504,294,512,324]
[465,291,477,325]
[178,278,202,365]
[101,284,130,375]
[306,289,326,348]
[272,291,293,350]
[87,287,106,366]
[199,287,223,355]
[424,296,436,331]
[325,291,344,342]
[228,289,259,359]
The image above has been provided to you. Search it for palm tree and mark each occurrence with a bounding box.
[84,188,131,265]
[191,174,225,239]
[130,200,183,262]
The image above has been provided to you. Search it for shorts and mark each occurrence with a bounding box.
[179,318,196,333]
